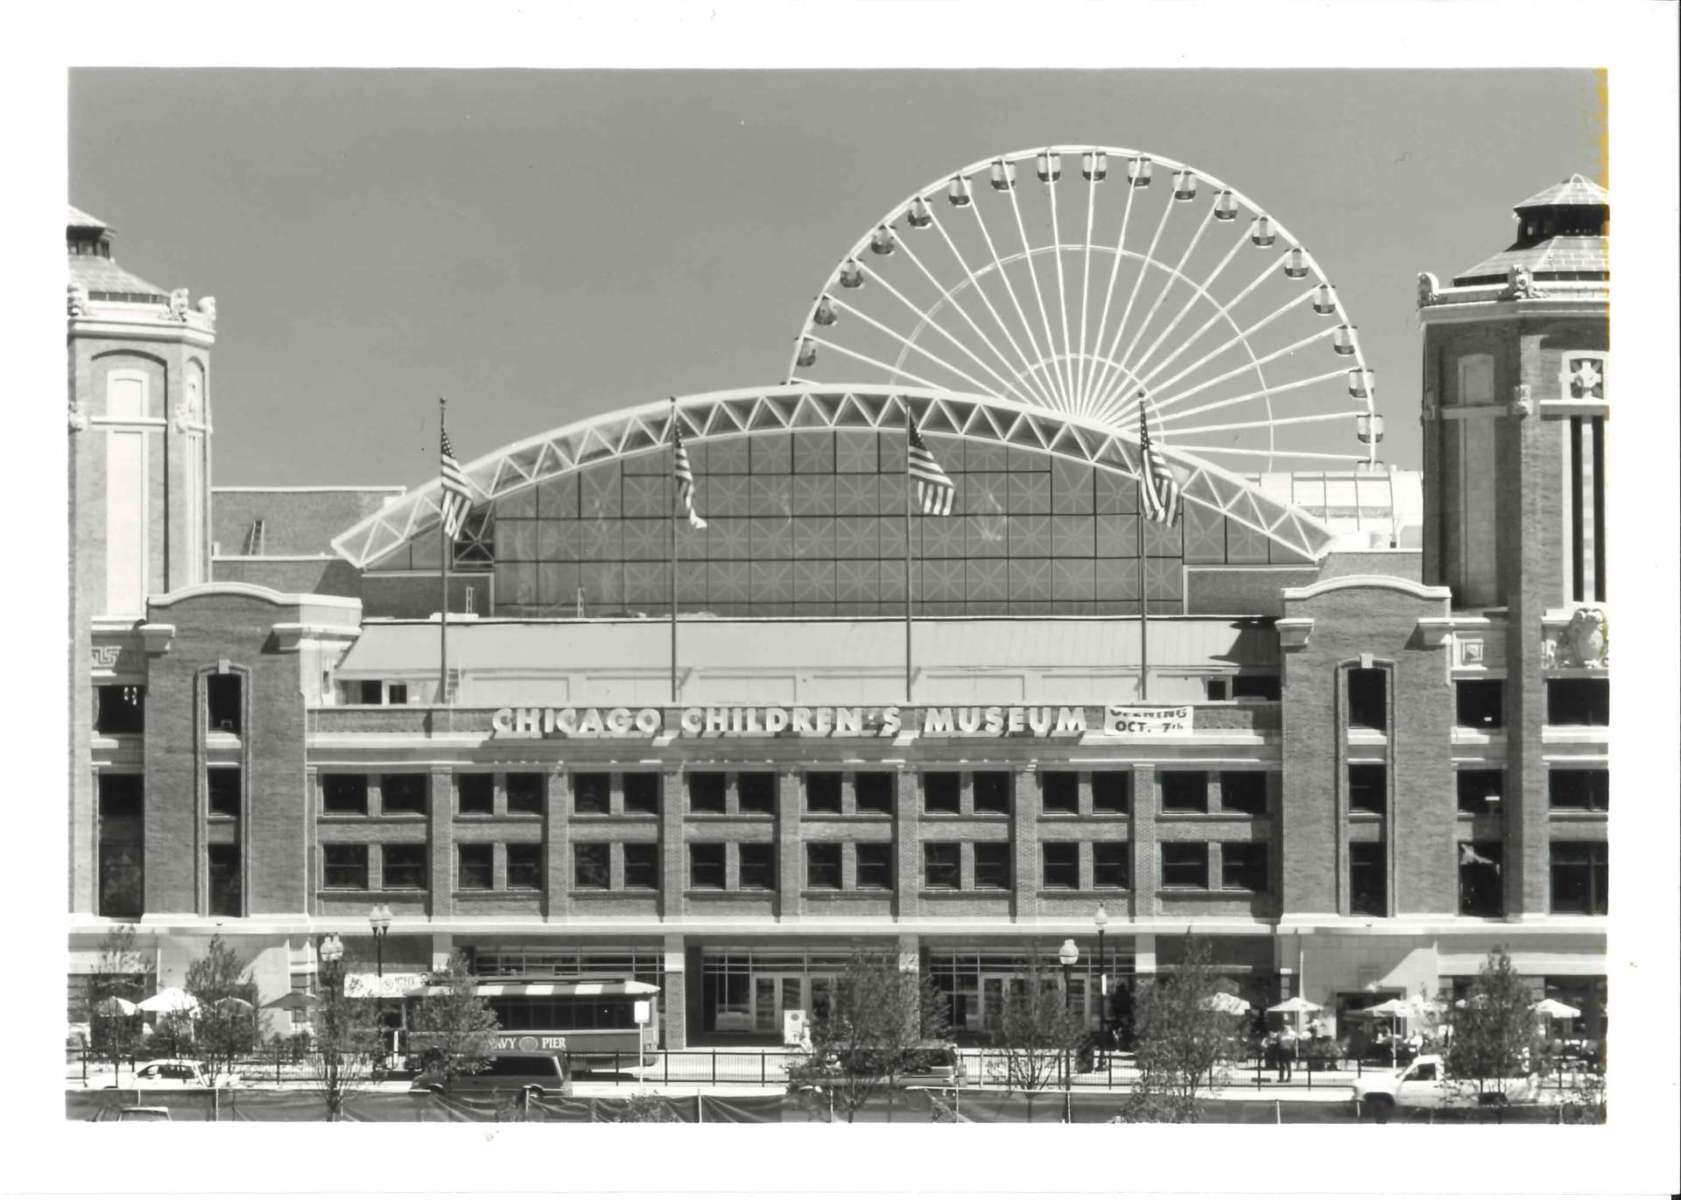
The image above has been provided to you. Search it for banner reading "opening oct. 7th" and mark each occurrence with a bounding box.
[489,704,1192,740]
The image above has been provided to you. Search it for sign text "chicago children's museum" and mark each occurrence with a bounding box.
[489,704,1192,739]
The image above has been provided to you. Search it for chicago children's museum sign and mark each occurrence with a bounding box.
[489,704,1193,740]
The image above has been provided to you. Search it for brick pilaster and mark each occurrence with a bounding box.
[894,768,919,917]
[777,769,802,917]
[428,767,452,918]
[1129,763,1156,917]
[660,769,685,918]
[1012,767,1039,918]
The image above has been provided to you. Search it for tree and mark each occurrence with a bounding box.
[1444,947,1545,1111]
[408,951,500,1089]
[184,934,262,1083]
[988,950,1088,1093]
[1118,936,1245,1123]
[599,1091,684,1122]
[85,924,147,1085]
[307,953,380,1121]
[788,948,949,1123]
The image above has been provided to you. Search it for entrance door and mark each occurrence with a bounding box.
[753,976,803,1035]
[980,975,1026,1032]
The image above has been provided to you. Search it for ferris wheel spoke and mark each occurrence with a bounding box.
[1087,192,1178,419]
[1080,173,1141,418]
[1130,251,1291,394]
[1146,325,1339,420]
[1114,201,1219,389]
[853,256,1040,407]
[829,295,1018,399]
[1126,227,1249,387]
[1045,165,1077,411]
[1171,442,1370,464]
[1163,408,1370,438]
[1074,170,1100,419]
[968,199,1061,408]
[1129,275,1308,406]
[1007,185,1073,410]
[1156,368,1355,431]
[802,334,949,392]
[923,209,1061,410]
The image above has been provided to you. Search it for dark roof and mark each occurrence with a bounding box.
[1453,174,1609,285]
[67,203,166,300]
[1515,173,1608,210]
[67,204,110,232]
[1455,237,1608,285]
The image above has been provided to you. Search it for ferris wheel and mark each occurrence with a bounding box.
[786,146,1382,473]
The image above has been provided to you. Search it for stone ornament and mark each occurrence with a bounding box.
[1415,272,1438,307]
[1509,384,1534,418]
[68,400,88,432]
[197,295,217,323]
[91,645,121,668]
[1565,354,1605,401]
[1499,265,1545,300]
[1459,639,1484,666]
[1542,607,1608,669]
[68,281,89,317]
[167,288,191,321]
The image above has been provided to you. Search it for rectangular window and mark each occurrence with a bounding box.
[321,774,369,816]
[95,684,145,734]
[1348,764,1387,815]
[1092,771,1130,814]
[1455,679,1505,728]
[382,844,427,890]
[1550,842,1608,915]
[387,683,408,705]
[622,843,659,890]
[973,772,1012,815]
[1204,677,1231,701]
[1546,679,1609,726]
[1041,843,1078,890]
[1218,772,1267,816]
[854,772,895,815]
[855,843,893,890]
[458,844,494,891]
[1548,768,1609,811]
[573,773,611,815]
[922,772,960,814]
[1458,842,1504,917]
[207,845,241,916]
[207,673,242,735]
[1093,842,1129,890]
[923,842,960,890]
[1233,674,1282,701]
[807,843,842,889]
[805,772,842,814]
[689,843,725,889]
[380,775,428,816]
[506,844,542,890]
[1160,771,1208,813]
[1161,843,1209,889]
[738,843,776,890]
[97,776,143,919]
[1349,843,1386,916]
[507,773,545,816]
[622,774,660,815]
[1457,768,1505,813]
[1039,771,1078,814]
[357,680,383,704]
[1347,667,1387,731]
[1221,842,1268,891]
[323,844,368,890]
[973,842,1011,890]
[457,774,494,816]
[738,772,777,815]
[574,843,611,890]
[688,772,727,814]
[207,767,240,818]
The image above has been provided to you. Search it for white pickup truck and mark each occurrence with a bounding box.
[1351,1054,1542,1122]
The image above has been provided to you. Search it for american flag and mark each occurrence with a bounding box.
[907,421,956,516]
[1137,394,1181,526]
[439,421,474,540]
[673,420,707,530]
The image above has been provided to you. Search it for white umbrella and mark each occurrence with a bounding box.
[213,996,255,1016]
[137,986,201,1016]
[1200,992,1252,1015]
[92,996,139,1017]
[1266,996,1323,1016]
[1531,997,1581,1020]
[1360,997,1416,1019]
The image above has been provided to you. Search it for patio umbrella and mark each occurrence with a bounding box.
[1267,995,1322,1016]
[1531,997,1581,1020]
[262,991,316,1013]
[213,996,256,1016]
[137,986,201,1016]
[92,996,139,1017]
[1200,992,1252,1015]
[1360,997,1417,1019]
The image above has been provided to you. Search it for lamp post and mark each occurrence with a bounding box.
[316,933,347,1121]
[368,904,393,978]
[1093,903,1109,1044]
[1058,938,1079,1088]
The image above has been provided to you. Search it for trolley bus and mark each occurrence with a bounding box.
[403,978,660,1071]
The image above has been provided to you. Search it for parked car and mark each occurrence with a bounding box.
[787,1040,968,1089]
[1351,1053,1542,1122]
[111,1106,173,1122]
[409,1054,571,1099]
[123,1059,237,1088]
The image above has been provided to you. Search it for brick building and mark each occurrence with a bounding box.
[67,179,1608,1048]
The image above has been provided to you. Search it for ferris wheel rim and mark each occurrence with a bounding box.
[785,143,1377,471]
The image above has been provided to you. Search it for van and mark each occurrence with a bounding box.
[410,1053,572,1099]
[898,1041,967,1088]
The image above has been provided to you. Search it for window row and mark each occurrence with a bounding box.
[93,674,247,737]
[1349,841,1608,917]
[1455,766,1609,813]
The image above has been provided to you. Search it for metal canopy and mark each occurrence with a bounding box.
[329,386,1338,569]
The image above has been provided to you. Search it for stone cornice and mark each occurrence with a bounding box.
[271,622,365,653]
[1281,575,1453,603]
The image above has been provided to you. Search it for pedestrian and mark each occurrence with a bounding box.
[1275,1033,1293,1082]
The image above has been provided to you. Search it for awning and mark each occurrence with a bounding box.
[438,980,659,998]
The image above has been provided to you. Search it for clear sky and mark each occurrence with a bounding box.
[70,68,1603,488]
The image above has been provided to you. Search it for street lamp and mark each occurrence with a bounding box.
[1058,939,1080,1088]
[318,933,345,990]
[1093,903,1109,1043]
[368,904,393,977]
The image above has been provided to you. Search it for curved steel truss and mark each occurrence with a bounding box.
[329,386,1338,569]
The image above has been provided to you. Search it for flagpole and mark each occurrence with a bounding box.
[1137,399,1149,703]
[903,400,914,706]
[669,398,679,706]
[439,396,450,708]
